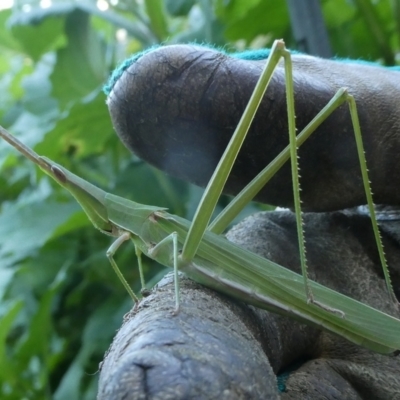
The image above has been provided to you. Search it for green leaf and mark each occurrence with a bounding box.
[50,10,107,108]
[215,0,290,44]
[9,11,66,61]
[0,300,24,383]
[145,0,169,40]
[0,181,81,268]
[0,9,21,52]
[215,0,262,21]
[165,0,196,16]
[53,297,128,400]
[20,53,59,117]
[16,268,66,360]
[0,269,14,300]
[77,2,157,45]
[35,92,113,160]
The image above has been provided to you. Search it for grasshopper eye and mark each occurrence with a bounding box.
[51,165,67,183]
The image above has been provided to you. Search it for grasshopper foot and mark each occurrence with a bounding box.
[170,304,180,316]
[309,299,345,319]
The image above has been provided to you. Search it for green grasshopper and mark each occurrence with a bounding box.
[0,40,399,355]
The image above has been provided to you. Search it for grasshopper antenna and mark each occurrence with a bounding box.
[0,125,51,172]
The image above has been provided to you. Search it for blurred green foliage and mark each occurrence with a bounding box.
[0,0,398,398]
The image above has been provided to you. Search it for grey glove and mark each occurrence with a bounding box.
[98,208,400,399]
[99,45,400,399]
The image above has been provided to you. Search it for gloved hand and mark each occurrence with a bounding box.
[98,45,400,399]
[105,44,400,212]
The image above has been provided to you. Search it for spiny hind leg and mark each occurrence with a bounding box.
[284,52,396,311]
[281,48,347,316]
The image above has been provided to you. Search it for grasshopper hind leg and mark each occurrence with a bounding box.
[346,94,399,309]
[285,50,397,312]
[280,50,390,317]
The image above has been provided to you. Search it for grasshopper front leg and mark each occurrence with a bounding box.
[147,232,180,313]
[107,231,141,304]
